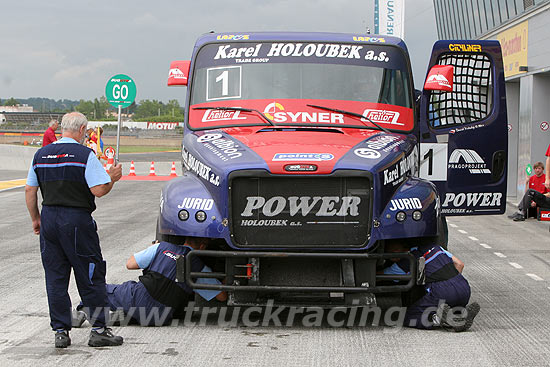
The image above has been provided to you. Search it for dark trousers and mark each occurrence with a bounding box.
[40,206,108,330]
[525,189,550,210]
[105,282,174,326]
[405,275,471,329]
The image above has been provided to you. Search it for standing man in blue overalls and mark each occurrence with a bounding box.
[25,112,124,348]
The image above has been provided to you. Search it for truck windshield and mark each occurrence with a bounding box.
[189,42,413,131]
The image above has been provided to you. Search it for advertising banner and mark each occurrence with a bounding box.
[374,0,405,38]
[495,20,528,78]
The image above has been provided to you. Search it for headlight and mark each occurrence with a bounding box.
[178,209,189,221]
[195,210,207,222]
[396,211,406,222]
[412,210,422,221]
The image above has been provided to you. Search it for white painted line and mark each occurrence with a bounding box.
[0,185,25,193]
[494,252,507,258]
[468,236,479,241]
[509,262,523,269]
[479,243,492,249]
[526,273,544,281]
[449,223,458,228]
[457,229,468,234]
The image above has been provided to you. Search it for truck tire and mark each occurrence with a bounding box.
[437,215,449,250]
[155,217,163,242]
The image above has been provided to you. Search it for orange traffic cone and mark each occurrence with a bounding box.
[170,162,177,177]
[106,157,114,170]
[129,161,136,176]
[149,161,156,176]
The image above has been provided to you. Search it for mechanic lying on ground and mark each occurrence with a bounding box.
[75,237,227,326]
[384,239,480,331]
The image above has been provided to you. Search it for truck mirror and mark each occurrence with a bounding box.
[423,65,453,92]
[167,60,191,86]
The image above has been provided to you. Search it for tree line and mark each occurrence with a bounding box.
[1,97,185,122]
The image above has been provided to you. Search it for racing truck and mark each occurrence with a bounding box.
[159,32,507,308]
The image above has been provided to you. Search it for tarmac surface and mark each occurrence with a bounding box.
[1,170,550,366]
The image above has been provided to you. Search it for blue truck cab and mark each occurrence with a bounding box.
[160,32,507,307]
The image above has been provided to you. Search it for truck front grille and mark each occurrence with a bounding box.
[229,171,372,248]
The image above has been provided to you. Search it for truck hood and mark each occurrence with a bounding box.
[188,126,414,175]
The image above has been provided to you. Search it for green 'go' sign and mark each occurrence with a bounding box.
[105,74,136,108]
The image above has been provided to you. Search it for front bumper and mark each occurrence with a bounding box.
[178,250,423,306]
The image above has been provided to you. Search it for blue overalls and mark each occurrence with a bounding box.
[105,241,221,326]
[28,138,112,331]
[385,245,471,329]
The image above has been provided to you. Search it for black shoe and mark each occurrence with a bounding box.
[435,303,452,327]
[88,327,123,347]
[453,302,481,332]
[507,212,520,219]
[55,330,71,348]
[72,310,87,328]
[513,215,525,221]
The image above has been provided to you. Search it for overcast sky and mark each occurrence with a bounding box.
[0,0,438,104]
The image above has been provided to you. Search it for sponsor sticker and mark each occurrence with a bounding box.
[168,68,187,80]
[177,197,214,210]
[388,198,422,211]
[448,123,484,134]
[217,34,250,41]
[442,192,502,214]
[448,149,491,174]
[197,133,242,161]
[240,196,361,218]
[382,145,419,186]
[213,43,391,63]
[365,135,400,150]
[361,109,402,125]
[263,102,344,124]
[162,251,179,261]
[353,36,386,43]
[448,44,482,52]
[201,109,247,122]
[354,148,381,159]
[182,147,220,186]
[273,153,334,161]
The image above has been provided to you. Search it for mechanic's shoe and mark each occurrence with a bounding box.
[513,214,526,221]
[508,212,521,219]
[434,303,452,328]
[55,330,71,348]
[88,327,123,347]
[72,310,87,328]
[453,302,481,332]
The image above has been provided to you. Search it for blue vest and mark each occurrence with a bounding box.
[32,142,96,212]
[139,241,206,308]
[397,245,459,283]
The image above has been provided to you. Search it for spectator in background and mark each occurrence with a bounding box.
[86,127,104,157]
[509,161,549,221]
[545,144,550,191]
[42,119,59,146]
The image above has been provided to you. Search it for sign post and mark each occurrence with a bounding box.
[105,74,137,162]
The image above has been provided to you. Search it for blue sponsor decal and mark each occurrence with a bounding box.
[273,153,334,161]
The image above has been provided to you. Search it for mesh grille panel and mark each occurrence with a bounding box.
[428,53,492,127]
